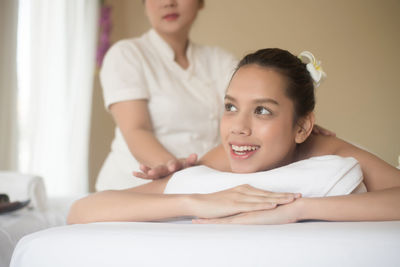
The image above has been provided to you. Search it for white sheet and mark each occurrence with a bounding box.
[165,155,364,197]
[10,221,400,267]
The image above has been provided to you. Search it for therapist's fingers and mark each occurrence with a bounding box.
[140,164,151,173]
[147,165,172,179]
[182,153,198,168]
[167,154,198,172]
[167,159,183,173]
[133,164,169,179]
[132,164,153,179]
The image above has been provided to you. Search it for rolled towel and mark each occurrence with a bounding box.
[164,155,365,197]
[0,172,48,211]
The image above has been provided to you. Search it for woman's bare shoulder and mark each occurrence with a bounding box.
[199,144,231,172]
[297,134,342,159]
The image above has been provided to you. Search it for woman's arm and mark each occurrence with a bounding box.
[196,135,400,224]
[67,176,299,224]
[297,135,400,221]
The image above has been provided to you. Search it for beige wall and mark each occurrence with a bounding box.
[89,0,400,191]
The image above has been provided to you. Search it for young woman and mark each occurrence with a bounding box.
[96,0,237,191]
[69,48,400,225]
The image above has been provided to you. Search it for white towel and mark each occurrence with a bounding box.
[0,172,48,211]
[164,155,365,197]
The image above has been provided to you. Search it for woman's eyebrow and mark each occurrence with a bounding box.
[224,95,279,105]
[253,98,279,105]
[224,95,236,102]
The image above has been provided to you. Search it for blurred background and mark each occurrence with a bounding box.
[1,0,399,195]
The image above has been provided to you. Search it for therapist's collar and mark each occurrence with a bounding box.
[148,28,193,62]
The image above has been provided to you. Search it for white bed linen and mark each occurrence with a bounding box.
[10,221,400,267]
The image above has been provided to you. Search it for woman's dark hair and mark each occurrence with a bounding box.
[235,48,315,122]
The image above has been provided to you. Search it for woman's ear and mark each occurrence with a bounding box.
[295,112,315,144]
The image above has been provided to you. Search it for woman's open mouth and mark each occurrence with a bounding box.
[230,144,260,159]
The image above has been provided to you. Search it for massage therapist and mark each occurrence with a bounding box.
[96,0,237,190]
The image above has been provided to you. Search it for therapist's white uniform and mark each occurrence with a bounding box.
[96,29,237,191]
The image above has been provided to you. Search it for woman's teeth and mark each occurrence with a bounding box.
[231,144,259,155]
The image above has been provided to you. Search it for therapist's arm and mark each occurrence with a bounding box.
[110,100,196,176]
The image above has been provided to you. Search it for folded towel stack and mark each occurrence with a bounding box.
[165,155,365,197]
[0,172,48,211]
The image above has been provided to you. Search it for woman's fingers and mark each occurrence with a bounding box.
[232,184,301,202]
[235,194,296,206]
[192,184,301,219]
[193,201,300,225]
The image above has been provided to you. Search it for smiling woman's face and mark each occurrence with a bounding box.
[220,64,302,173]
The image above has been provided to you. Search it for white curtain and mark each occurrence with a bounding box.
[0,0,19,171]
[17,0,99,197]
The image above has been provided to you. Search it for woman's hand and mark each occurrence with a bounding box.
[133,153,198,179]
[192,198,302,224]
[188,184,301,219]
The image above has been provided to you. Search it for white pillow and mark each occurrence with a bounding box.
[164,155,365,197]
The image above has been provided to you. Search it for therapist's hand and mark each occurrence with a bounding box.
[192,198,302,225]
[132,153,198,180]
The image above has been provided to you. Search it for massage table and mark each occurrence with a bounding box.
[10,220,400,267]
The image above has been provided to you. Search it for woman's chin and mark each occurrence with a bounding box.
[230,164,260,174]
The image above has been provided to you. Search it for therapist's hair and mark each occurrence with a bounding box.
[235,48,315,121]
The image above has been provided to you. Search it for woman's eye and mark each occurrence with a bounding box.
[224,103,238,112]
[254,106,271,115]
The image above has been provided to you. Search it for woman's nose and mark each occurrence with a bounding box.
[230,116,251,136]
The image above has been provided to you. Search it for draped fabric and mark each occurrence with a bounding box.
[17,0,99,196]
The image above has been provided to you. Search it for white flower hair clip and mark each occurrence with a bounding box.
[298,51,327,87]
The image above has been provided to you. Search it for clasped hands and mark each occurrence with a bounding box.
[189,184,303,225]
